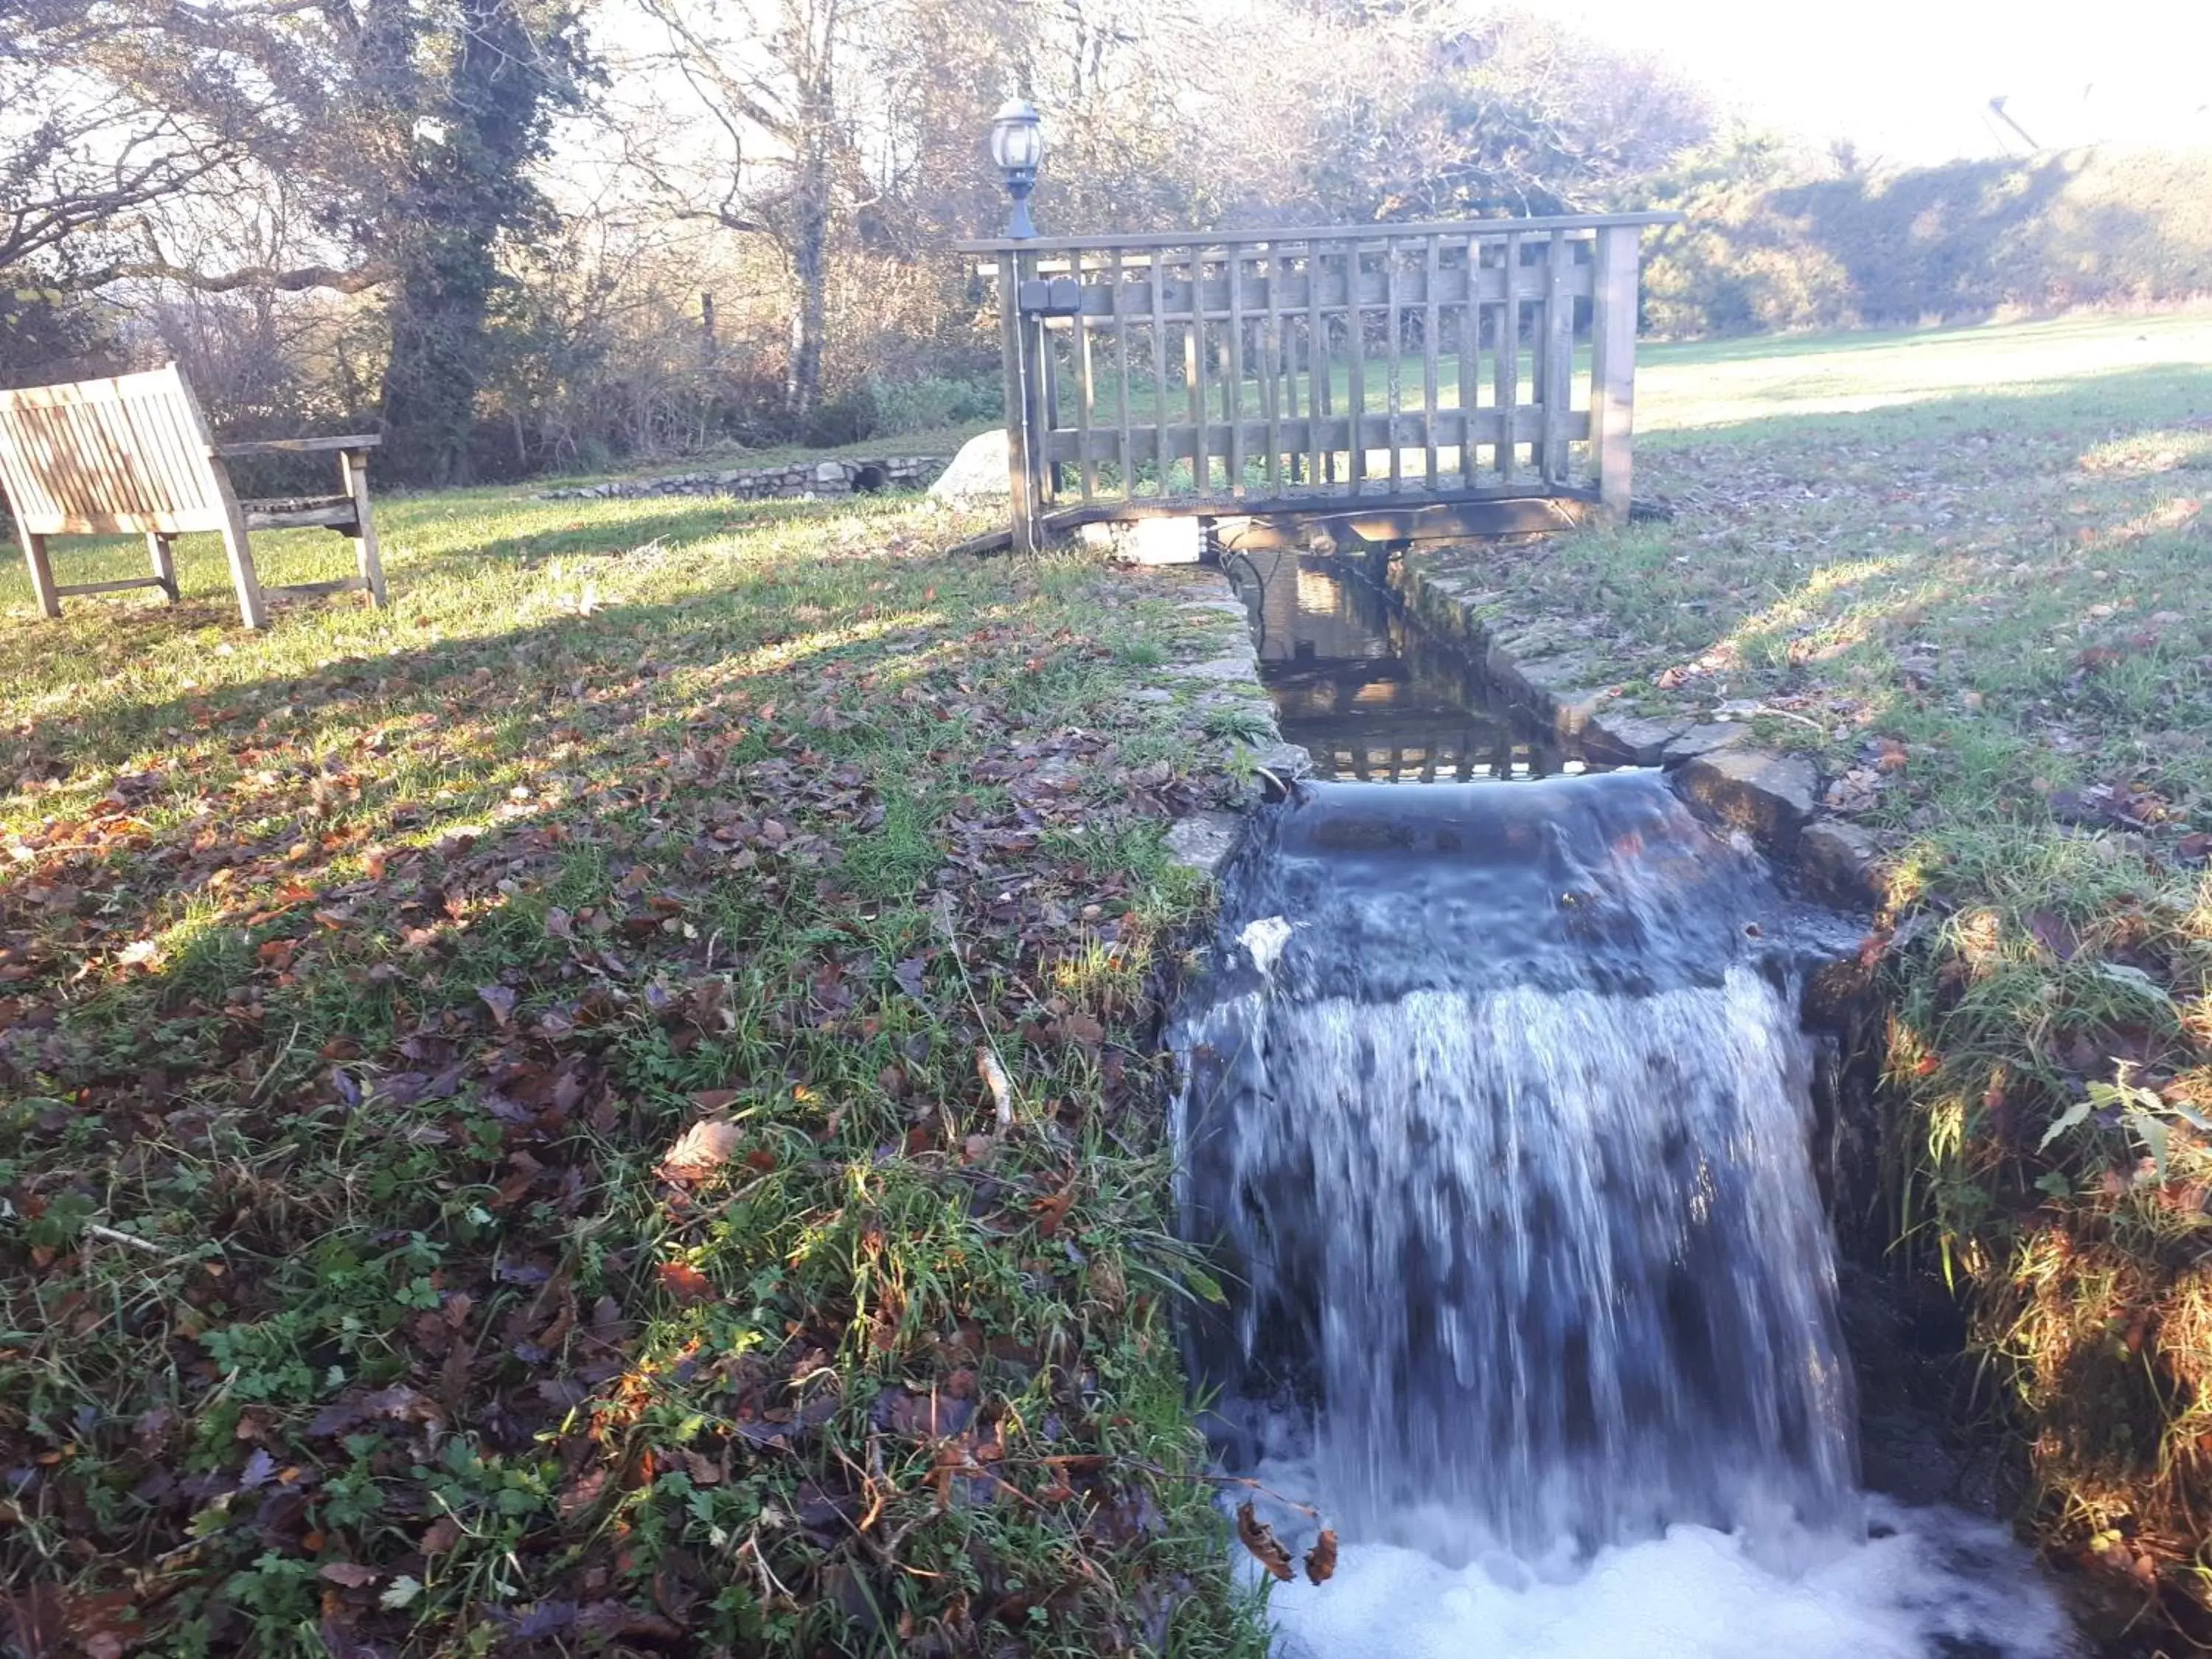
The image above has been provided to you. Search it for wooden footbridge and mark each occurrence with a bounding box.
[956,212,1679,554]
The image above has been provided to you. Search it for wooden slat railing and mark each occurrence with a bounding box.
[958,212,1678,554]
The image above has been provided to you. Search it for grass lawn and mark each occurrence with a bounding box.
[0,491,1272,1655]
[1405,306,2212,1634]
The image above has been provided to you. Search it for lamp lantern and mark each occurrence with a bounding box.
[988,98,1045,239]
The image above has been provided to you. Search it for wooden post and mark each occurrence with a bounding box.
[1074,265,1098,504]
[22,531,60,618]
[1385,240,1402,495]
[1149,250,1170,497]
[1225,247,1246,495]
[1590,223,1641,524]
[1495,231,1520,484]
[1539,231,1574,486]
[340,450,388,606]
[146,532,178,603]
[1422,234,1441,491]
[995,247,1039,554]
[1110,248,1135,503]
[1347,247,1366,490]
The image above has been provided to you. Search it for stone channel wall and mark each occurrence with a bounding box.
[537,455,948,504]
[1383,554,1885,912]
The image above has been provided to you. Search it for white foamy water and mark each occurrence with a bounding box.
[1242,1493,2074,1659]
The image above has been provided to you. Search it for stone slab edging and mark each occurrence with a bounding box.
[1145,571,1307,883]
[536,455,949,504]
[1388,554,1887,911]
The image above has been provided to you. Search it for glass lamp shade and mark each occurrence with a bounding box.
[989,100,1045,177]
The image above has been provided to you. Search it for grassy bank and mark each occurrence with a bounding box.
[1406,307,2212,1635]
[0,491,1268,1655]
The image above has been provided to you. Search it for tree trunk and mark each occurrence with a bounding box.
[784,109,831,427]
[375,0,563,484]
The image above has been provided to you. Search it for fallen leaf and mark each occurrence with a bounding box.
[1056,1012,1105,1048]
[1030,1186,1076,1238]
[1304,1528,1338,1585]
[319,1562,378,1588]
[478,984,518,1026]
[1237,1501,1295,1582]
[655,1119,743,1182]
[658,1260,714,1304]
[557,1469,608,1522]
[420,1516,462,1554]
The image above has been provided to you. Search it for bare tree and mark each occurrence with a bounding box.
[618,0,867,426]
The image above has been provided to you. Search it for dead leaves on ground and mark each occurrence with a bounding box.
[0,560,1245,1655]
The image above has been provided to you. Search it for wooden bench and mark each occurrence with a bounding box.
[0,364,387,630]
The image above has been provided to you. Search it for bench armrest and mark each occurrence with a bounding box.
[210,435,382,458]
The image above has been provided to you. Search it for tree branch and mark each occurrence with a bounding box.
[108,257,397,293]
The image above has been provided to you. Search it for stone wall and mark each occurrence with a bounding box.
[536,455,948,504]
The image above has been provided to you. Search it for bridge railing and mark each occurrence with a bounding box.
[956,212,1680,552]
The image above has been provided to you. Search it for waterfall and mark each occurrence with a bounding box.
[1172,772,2073,1658]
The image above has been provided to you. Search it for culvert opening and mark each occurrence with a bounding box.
[1169,551,2072,1655]
[851,462,890,493]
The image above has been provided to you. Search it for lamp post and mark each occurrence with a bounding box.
[989,98,1044,240]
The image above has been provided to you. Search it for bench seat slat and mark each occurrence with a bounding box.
[243,498,360,532]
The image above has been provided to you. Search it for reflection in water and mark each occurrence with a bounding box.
[1225,549,1584,783]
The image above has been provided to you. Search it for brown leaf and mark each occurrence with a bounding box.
[683,1449,724,1486]
[1055,1012,1105,1048]
[658,1261,714,1304]
[558,1467,608,1521]
[1030,1186,1076,1238]
[1236,1501,1295,1582]
[1304,1528,1338,1585]
[420,1516,462,1554]
[655,1119,743,1183]
[478,984,518,1026]
[319,1561,378,1588]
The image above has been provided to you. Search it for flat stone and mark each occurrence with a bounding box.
[1585,712,1688,767]
[1124,687,1176,704]
[1484,648,1607,737]
[1249,742,1310,783]
[1177,598,1251,621]
[1168,654,1259,684]
[1660,723,1751,765]
[1797,818,1885,908]
[1675,748,1820,854]
[1165,810,1244,877]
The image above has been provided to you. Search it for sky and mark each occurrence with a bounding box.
[1544,0,2212,164]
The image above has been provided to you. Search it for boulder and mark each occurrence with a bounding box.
[928,429,1012,507]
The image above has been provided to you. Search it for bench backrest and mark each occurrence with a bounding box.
[0,365,231,538]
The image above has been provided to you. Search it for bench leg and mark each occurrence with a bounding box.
[218,505,269,630]
[23,532,60,619]
[146,534,179,604]
[341,450,388,608]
